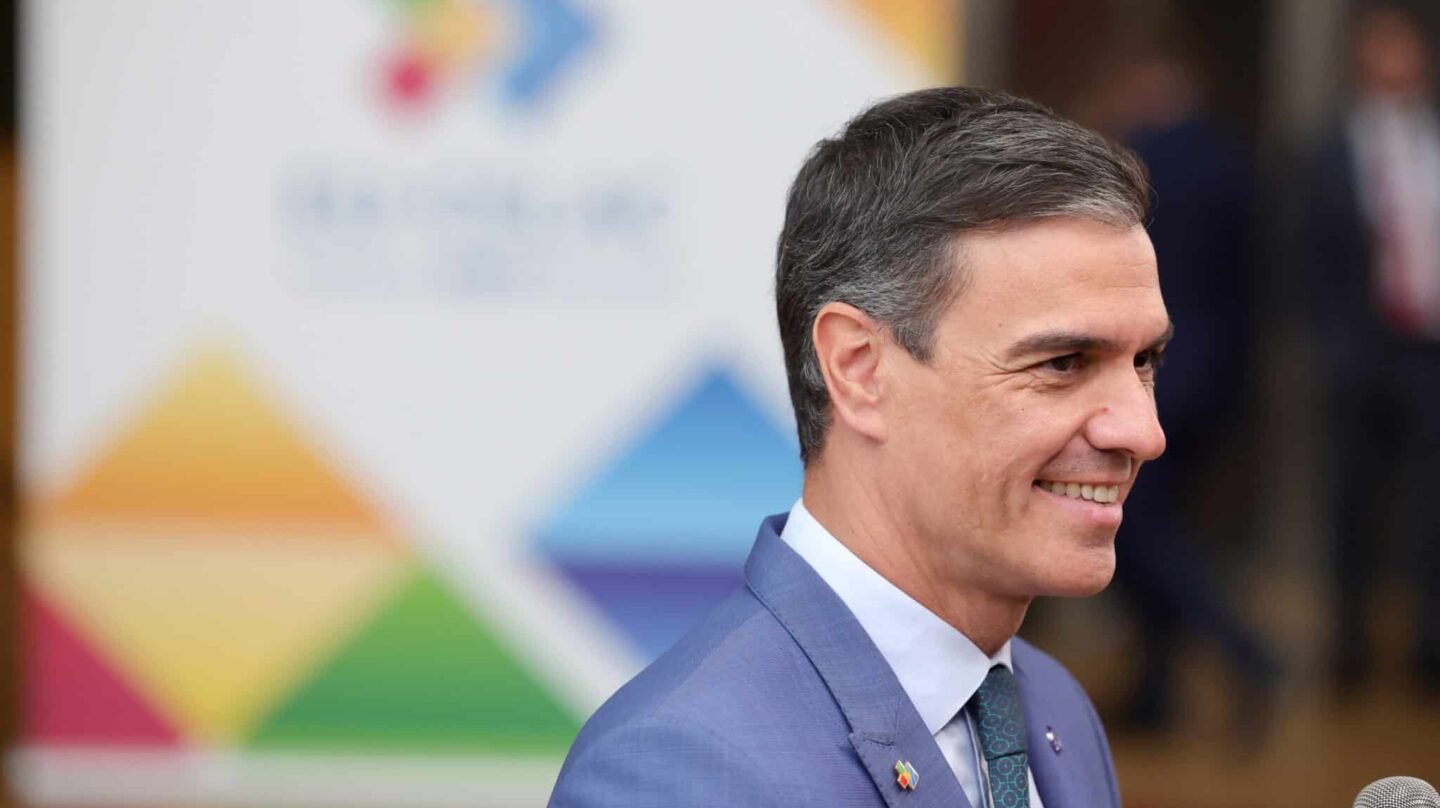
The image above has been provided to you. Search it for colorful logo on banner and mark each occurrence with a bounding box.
[536,370,801,662]
[379,0,597,114]
[23,348,578,753]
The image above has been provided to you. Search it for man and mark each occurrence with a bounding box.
[1306,2,1440,695]
[550,87,1169,808]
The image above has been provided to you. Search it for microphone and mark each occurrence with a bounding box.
[1354,777,1440,807]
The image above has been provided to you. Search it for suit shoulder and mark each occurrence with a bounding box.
[549,715,773,808]
[573,587,795,734]
[1012,636,1080,685]
[1012,636,1104,716]
[553,588,815,805]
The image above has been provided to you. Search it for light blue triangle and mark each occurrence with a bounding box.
[536,368,801,566]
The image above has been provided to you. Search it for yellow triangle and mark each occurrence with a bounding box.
[38,347,398,537]
[26,535,413,744]
[845,0,962,82]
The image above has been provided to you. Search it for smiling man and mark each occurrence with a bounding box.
[550,87,1167,808]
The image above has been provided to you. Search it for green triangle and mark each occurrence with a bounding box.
[245,567,580,754]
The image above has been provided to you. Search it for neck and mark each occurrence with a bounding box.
[801,448,1030,656]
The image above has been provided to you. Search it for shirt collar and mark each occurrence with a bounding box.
[779,499,1012,736]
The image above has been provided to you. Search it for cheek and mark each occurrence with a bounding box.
[894,388,977,467]
[1018,406,1095,465]
[993,420,1075,483]
[898,382,1077,499]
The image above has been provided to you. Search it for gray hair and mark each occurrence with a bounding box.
[774,86,1150,465]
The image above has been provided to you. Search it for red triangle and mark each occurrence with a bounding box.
[24,587,183,746]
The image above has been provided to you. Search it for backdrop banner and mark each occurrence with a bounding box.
[19,1,959,803]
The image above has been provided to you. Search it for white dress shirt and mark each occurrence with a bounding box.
[781,500,1045,808]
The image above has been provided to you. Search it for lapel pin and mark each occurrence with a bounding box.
[1045,725,1063,755]
[894,760,919,791]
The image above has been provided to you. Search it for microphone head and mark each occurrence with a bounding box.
[1354,777,1440,808]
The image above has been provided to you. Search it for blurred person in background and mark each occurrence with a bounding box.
[1073,23,1277,733]
[1306,1,1440,697]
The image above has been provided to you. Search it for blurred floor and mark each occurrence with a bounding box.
[1049,578,1440,808]
[1112,663,1440,807]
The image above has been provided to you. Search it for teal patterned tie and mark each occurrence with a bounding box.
[970,665,1030,808]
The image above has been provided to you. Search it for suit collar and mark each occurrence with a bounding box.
[778,499,1015,737]
[748,514,1096,808]
[745,514,971,808]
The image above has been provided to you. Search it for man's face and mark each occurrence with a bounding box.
[1356,10,1431,100]
[881,218,1168,601]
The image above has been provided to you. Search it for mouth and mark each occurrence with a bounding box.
[1034,479,1121,504]
[1032,479,1126,528]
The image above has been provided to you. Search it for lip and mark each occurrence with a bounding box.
[1033,481,1124,528]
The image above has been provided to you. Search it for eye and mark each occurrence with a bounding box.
[1040,353,1084,373]
[1134,349,1166,373]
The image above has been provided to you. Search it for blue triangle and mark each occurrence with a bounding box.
[536,368,801,567]
[499,0,596,109]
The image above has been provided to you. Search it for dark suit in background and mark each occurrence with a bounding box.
[1112,114,1275,728]
[1307,115,1440,692]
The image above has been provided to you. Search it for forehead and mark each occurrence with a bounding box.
[944,218,1166,348]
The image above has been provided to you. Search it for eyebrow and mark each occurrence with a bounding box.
[1003,321,1175,363]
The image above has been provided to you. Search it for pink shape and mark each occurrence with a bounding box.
[384,49,433,109]
[24,588,182,746]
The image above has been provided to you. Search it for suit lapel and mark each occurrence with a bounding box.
[744,516,971,808]
[1014,648,1073,808]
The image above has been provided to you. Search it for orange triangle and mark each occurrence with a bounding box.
[37,347,397,535]
[845,0,960,82]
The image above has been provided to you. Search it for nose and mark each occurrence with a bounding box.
[1084,371,1167,462]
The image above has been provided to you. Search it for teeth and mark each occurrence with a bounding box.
[1039,481,1120,504]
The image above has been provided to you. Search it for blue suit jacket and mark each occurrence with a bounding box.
[550,514,1122,808]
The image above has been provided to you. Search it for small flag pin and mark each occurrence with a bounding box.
[894,760,919,791]
[1045,726,1063,754]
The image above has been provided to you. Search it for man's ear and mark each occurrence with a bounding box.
[812,302,887,444]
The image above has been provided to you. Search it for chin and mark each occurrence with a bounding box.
[1040,548,1116,597]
